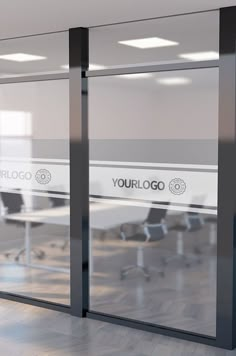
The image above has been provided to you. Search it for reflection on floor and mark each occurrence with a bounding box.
[90,222,217,337]
[0,299,233,356]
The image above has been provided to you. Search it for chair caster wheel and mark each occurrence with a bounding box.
[185,262,190,268]
[145,276,151,282]
[4,253,10,259]
[159,271,165,278]
[15,256,20,262]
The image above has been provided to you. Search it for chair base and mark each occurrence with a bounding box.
[5,247,46,262]
[51,237,69,250]
[162,252,202,269]
[120,264,165,281]
[120,265,151,281]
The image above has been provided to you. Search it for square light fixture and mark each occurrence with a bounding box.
[179,51,219,61]
[118,37,179,49]
[0,53,46,62]
[157,77,191,85]
[61,64,69,70]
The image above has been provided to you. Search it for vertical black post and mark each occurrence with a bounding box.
[69,27,89,316]
[217,7,236,349]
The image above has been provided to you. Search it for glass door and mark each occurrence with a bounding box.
[88,11,219,337]
[0,32,70,306]
[89,67,218,336]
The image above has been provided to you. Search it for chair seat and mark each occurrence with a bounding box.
[170,224,201,233]
[125,233,147,242]
[124,232,164,243]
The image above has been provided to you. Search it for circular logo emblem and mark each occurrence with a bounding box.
[35,169,51,185]
[169,178,186,195]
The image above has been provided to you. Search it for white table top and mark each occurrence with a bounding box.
[5,206,70,226]
[5,203,181,229]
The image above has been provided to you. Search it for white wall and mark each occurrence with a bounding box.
[89,69,218,140]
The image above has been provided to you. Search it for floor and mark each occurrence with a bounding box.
[0,299,234,356]
[90,222,217,336]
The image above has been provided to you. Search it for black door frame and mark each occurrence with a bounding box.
[70,7,236,350]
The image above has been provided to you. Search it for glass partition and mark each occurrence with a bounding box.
[89,11,219,69]
[0,31,69,78]
[0,32,70,305]
[89,67,218,336]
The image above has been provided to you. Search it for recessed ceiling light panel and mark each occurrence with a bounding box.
[157,77,191,85]
[118,37,179,49]
[61,64,69,70]
[179,51,219,61]
[0,53,46,62]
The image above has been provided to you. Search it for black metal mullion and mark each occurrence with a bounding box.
[216,6,236,349]
[69,27,89,317]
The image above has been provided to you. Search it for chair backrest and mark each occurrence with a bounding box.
[0,192,24,214]
[186,205,204,231]
[146,206,168,224]
[145,205,168,242]
[48,192,66,208]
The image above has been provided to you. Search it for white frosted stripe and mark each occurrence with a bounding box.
[0,188,70,200]
[89,197,217,215]
[0,157,69,164]
[90,160,218,171]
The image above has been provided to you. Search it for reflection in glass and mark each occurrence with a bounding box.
[89,11,219,69]
[0,31,69,78]
[0,80,70,305]
[89,67,218,336]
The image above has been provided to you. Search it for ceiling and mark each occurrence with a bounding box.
[0,9,221,78]
[0,0,236,40]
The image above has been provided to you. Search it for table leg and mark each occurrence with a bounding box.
[25,221,31,265]
[177,232,184,255]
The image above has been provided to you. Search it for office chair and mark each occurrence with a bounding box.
[163,208,204,268]
[119,206,168,281]
[48,193,69,250]
[1,192,45,262]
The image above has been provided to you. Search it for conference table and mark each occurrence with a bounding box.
[5,202,206,273]
[4,203,150,273]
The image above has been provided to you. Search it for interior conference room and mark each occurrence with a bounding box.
[0,5,235,353]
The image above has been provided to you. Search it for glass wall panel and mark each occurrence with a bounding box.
[0,79,70,305]
[0,32,69,78]
[89,11,219,69]
[89,67,218,336]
